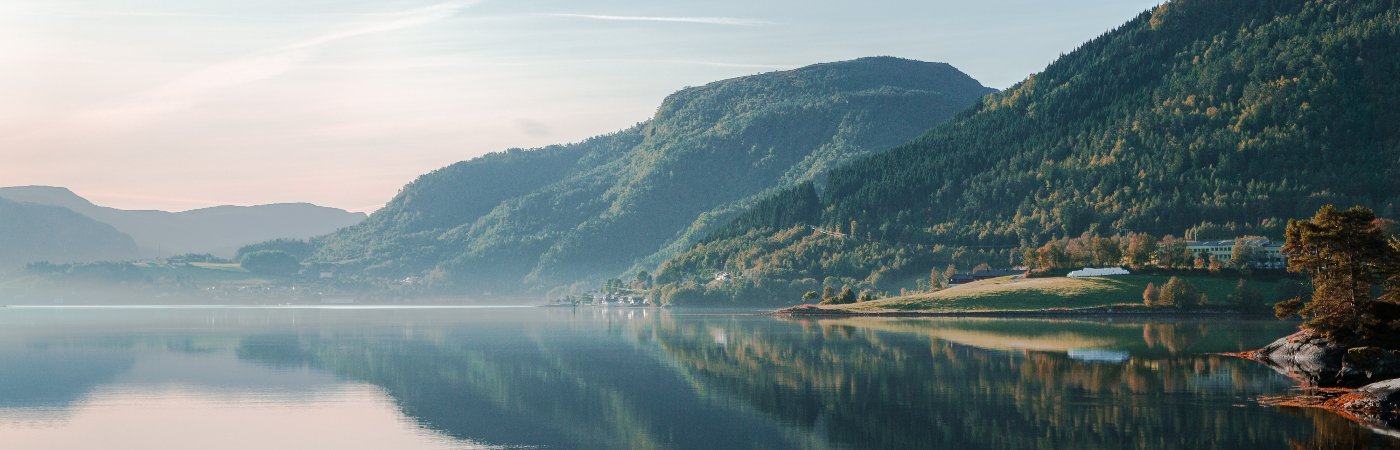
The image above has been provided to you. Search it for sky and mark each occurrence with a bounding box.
[0,0,1163,213]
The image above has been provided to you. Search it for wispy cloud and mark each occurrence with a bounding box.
[546,13,773,27]
[143,2,475,108]
[71,11,229,18]
[11,2,476,140]
[285,3,470,50]
[18,9,232,19]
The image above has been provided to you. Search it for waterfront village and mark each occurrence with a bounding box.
[552,291,653,307]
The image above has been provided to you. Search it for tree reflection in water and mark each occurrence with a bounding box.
[222,310,1399,449]
[645,316,1395,449]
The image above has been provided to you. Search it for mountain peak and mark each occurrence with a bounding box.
[314,57,996,293]
[0,185,96,210]
[666,57,989,103]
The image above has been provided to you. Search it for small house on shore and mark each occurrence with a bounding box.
[948,269,1026,286]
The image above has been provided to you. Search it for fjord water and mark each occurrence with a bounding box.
[0,306,1391,449]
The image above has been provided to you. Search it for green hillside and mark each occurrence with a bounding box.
[656,0,1400,303]
[311,57,995,294]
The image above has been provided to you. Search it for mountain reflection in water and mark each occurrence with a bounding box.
[0,306,1392,449]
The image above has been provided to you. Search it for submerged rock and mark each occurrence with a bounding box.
[1245,331,1400,435]
[1322,378,1400,433]
[1251,331,1400,387]
[1252,377,1400,438]
[1342,379,1400,412]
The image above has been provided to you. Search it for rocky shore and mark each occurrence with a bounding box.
[1248,331,1400,387]
[770,303,1250,317]
[1243,330,1400,430]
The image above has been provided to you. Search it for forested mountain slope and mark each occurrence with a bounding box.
[312,57,996,294]
[656,0,1400,302]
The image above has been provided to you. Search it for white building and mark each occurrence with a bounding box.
[1067,267,1130,277]
[1184,239,1286,269]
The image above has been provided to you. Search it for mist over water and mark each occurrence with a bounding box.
[0,306,1392,449]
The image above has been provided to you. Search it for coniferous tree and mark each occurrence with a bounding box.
[1277,205,1400,342]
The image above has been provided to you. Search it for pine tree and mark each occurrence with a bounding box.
[1276,205,1400,342]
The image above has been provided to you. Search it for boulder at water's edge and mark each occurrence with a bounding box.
[1252,331,1400,387]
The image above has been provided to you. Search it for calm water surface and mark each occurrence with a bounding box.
[0,306,1394,449]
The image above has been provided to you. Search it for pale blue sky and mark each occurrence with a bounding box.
[0,0,1161,212]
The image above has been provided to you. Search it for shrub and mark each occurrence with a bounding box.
[1157,276,1201,308]
[1142,282,1160,306]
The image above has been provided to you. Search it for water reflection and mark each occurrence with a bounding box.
[643,315,1394,449]
[0,307,1394,449]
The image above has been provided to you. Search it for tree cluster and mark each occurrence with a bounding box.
[1143,276,1206,307]
[803,285,879,305]
[1023,232,1273,272]
[240,250,301,277]
[1274,205,1400,344]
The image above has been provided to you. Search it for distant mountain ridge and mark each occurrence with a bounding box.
[0,186,367,258]
[313,57,996,294]
[0,197,138,268]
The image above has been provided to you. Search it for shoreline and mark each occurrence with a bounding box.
[767,304,1261,318]
[1224,337,1400,435]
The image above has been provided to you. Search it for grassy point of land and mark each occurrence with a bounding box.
[188,262,248,272]
[3,261,270,291]
[825,274,1294,313]
[148,262,265,284]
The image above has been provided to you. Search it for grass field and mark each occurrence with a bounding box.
[125,261,262,283]
[832,274,1297,313]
